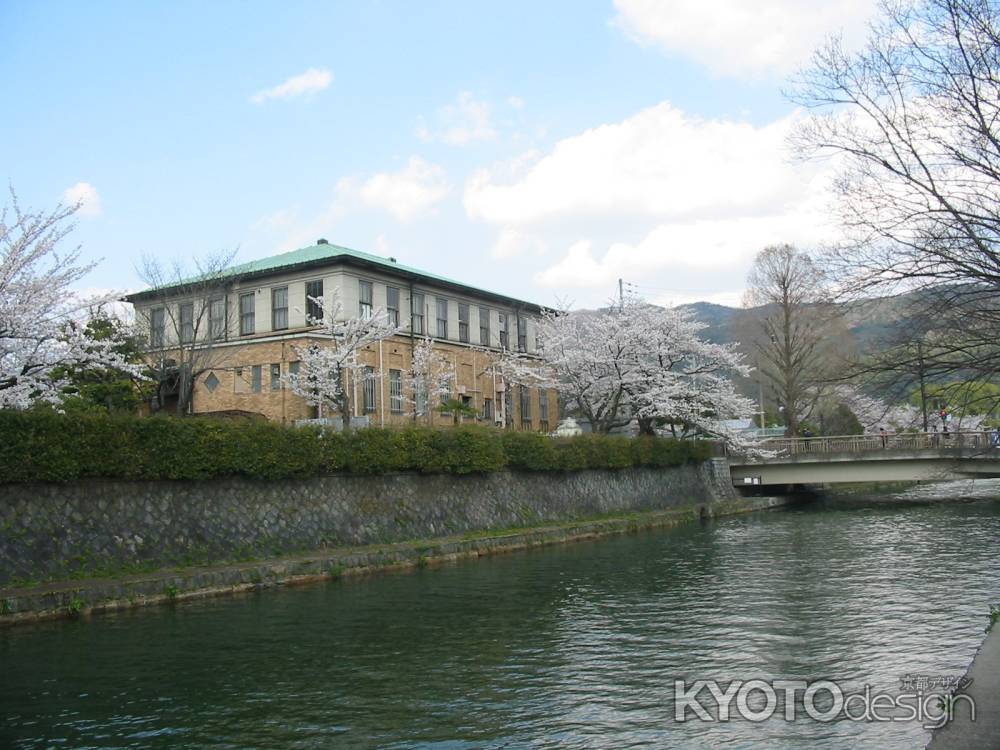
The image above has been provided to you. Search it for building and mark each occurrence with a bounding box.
[124,240,558,430]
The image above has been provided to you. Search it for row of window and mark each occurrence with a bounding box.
[219,361,549,423]
[150,278,531,350]
[229,362,301,394]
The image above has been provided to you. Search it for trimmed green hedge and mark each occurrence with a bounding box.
[0,410,713,483]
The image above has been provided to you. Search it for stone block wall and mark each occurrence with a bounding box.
[0,461,733,585]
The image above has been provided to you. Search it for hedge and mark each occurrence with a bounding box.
[0,410,713,484]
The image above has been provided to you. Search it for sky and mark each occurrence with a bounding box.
[1,0,880,310]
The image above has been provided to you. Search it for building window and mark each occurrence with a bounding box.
[520,386,532,425]
[458,303,470,343]
[179,302,194,344]
[479,307,491,346]
[411,293,425,335]
[204,372,220,393]
[149,307,165,347]
[270,363,281,391]
[517,316,528,352]
[240,293,255,335]
[209,298,225,339]
[359,280,373,319]
[482,397,493,421]
[305,280,324,323]
[252,365,262,393]
[498,313,508,349]
[387,286,400,327]
[436,298,448,338]
[389,369,403,413]
[504,389,514,427]
[272,287,288,330]
[363,366,377,412]
[234,367,247,393]
[415,380,428,416]
[539,389,549,429]
[289,360,300,381]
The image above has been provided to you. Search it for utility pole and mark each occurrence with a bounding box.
[618,278,624,312]
[758,378,766,429]
[917,339,929,432]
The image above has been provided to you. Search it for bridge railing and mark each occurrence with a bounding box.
[761,430,997,456]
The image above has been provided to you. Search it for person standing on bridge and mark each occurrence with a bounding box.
[880,427,888,448]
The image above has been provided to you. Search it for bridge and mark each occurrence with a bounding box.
[727,431,1000,487]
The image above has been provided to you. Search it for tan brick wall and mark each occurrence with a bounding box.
[171,333,558,430]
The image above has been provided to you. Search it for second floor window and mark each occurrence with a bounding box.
[179,302,194,344]
[387,286,400,327]
[411,293,425,335]
[479,306,491,346]
[498,313,508,349]
[305,280,324,323]
[272,287,288,330]
[359,280,373,319]
[240,293,255,336]
[209,298,225,339]
[436,298,448,338]
[149,307,165,347]
[458,303,470,343]
[517,316,528,352]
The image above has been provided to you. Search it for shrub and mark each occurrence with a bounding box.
[0,410,712,484]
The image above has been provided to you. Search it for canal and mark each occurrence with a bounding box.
[3,485,1000,749]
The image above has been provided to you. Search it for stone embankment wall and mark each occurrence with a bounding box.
[0,460,736,586]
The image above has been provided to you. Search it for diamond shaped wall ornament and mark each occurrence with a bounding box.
[204,372,220,392]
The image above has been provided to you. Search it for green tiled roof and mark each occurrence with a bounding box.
[127,241,541,309]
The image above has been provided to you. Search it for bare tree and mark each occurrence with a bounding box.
[789,0,1000,379]
[743,244,845,436]
[135,250,238,415]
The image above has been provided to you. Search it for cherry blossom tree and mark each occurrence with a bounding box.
[286,290,400,430]
[501,297,754,443]
[405,335,453,423]
[1,191,139,409]
[625,302,755,440]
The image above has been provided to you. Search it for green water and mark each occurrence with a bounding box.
[3,488,1000,749]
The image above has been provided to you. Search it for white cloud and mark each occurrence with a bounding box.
[250,67,333,104]
[612,0,877,77]
[417,92,497,146]
[62,182,102,217]
[466,101,821,226]
[465,99,841,300]
[352,157,450,221]
[507,95,525,110]
[491,228,547,260]
[534,209,834,290]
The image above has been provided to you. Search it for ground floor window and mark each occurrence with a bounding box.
[363,366,377,413]
[389,369,403,413]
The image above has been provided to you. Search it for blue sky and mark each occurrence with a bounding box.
[1,0,878,309]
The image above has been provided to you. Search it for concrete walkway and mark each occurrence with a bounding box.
[927,627,1000,749]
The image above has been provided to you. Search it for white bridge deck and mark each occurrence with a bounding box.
[728,431,1000,486]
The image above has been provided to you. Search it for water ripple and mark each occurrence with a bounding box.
[2,489,1000,749]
